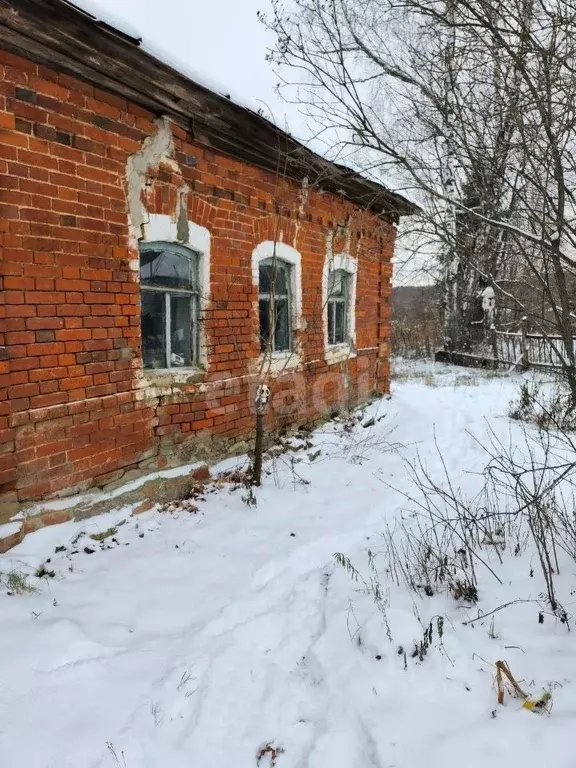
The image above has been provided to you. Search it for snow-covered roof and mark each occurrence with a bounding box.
[63,0,262,114]
[61,0,142,41]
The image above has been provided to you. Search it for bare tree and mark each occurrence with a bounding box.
[265,0,576,400]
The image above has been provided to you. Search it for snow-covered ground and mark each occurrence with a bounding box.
[1,364,574,768]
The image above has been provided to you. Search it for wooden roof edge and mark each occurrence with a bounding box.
[0,0,420,219]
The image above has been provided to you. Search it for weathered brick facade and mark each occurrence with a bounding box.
[0,6,412,524]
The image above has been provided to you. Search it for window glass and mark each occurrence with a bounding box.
[274,298,290,351]
[328,300,335,345]
[259,258,292,353]
[170,294,193,367]
[259,298,271,351]
[140,247,197,290]
[327,268,350,345]
[259,263,272,295]
[259,261,289,295]
[334,301,346,343]
[141,291,166,369]
[328,269,346,297]
[140,242,199,370]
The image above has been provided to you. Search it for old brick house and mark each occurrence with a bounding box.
[0,0,415,525]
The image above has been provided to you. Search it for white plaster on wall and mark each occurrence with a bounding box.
[126,117,178,246]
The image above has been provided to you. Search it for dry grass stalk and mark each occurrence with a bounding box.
[495,660,528,705]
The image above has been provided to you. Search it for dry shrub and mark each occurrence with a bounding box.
[509,380,576,431]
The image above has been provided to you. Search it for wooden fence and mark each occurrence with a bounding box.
[436,323,574,373]
[494,326,571,371]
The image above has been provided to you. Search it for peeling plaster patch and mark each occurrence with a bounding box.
[293,176,309,249]
[176,185,190,243]
[344,223,352,254]
[136,371,249,409]
[126,117,177,244]
[144,213,178,242]
[257,351,302,375]
[299,176,310,215]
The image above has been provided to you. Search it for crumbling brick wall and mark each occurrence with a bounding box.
[0,48,395,521]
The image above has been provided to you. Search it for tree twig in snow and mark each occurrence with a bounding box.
[462,599,537,626]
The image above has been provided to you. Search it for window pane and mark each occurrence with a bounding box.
[329,269,347,298]
[271,263,288,295]
[259,263,272,295]
[334,301,346,343]
[328,299,347,345]
[259,260,292,352]
[141,291,166,369]
[259,260,288,295]
[140,246,197,290]
[259,297,270,351]
[275,298,291,351]
[170,294,193,367]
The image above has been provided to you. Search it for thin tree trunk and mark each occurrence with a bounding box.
[252,412,264,486]
[551,244,576,404]
[442,0,460,352]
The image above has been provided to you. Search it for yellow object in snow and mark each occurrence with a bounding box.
[522,691,552,712]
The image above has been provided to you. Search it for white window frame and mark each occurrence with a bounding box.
[252,241,302,372]
[140,242,200,369]
[322,252,357,365]
[139,213,210,374]
[326,268,351,346]
[258,257,293,353]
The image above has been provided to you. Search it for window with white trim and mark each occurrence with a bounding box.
[140,242,199,369]
[259,258,292,352]
[327,268,351,345]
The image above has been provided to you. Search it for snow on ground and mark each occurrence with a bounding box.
[1,363,574,767]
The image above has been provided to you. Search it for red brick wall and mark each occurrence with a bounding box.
[0,49,395,517]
